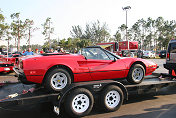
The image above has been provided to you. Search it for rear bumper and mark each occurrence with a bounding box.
[163,63,176,70]
[13,67,28,83]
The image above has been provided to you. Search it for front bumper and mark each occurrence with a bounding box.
[13,67,28,83]
[163,63,176,70]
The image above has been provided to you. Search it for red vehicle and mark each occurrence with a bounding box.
[97,41,138,56]
[14,46,157,92]
[0,54,22,73]
[0,61,14,72]
[2,54,22,64]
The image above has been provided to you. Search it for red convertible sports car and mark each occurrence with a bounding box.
[14,46,157,92]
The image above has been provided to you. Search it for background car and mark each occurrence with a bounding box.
[164,39,176,75]
[14,46,157,92]
[137,50,143,58]
[159,50,166,58]
[143,51,156,58]
[0,61,14,73]
[2,54,22,64]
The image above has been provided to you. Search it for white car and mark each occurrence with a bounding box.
[143,51,156,58]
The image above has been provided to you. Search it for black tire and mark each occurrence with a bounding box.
[127,64,145,84]
[64,88,94,117]
[99,85,124,112]
[169,69,172,75]
[45,68,71,92]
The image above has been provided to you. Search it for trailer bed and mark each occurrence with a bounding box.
[0,76,176,108]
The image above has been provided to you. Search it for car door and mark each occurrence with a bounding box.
[82,47,126,81]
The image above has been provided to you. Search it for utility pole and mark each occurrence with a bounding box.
[28,27,31,48]
[49,19,51,49]
[122,6,131,50]
[122,6,131,41]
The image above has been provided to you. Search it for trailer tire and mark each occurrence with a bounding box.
[100,85,124,112]
[45,68,71,92]
[127,64,145,84]
[64,88,94,117]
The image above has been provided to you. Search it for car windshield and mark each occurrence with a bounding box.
[169,43,176,53]
[7,55,13,57]
[160,50,166,53]
[78,47,120,60]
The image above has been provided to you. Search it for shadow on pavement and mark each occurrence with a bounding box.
[111,104,176,118]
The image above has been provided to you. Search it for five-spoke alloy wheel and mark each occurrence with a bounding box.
[127,64,145,84]
[45,68,71,92]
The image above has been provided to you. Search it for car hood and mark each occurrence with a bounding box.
[120,57,157,67]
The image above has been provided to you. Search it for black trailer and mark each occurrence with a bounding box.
[0,74,176,117]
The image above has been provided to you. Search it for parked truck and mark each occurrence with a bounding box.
[97,41,138,56]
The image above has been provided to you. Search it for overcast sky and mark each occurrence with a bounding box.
[0,0,176,45]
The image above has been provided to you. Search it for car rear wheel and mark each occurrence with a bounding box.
[64,88,94,117]
[45,68,71,92]
[127,64,145,84]
[99,85,123,112]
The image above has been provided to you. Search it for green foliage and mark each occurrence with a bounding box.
[0,9,5,39]
[42,39,58,50]
[42,17,54,49]
[24,19,38,47]
[70,20,110,45]
[10,12,27,51]
[120,17,176,50]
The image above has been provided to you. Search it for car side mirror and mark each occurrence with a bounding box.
[112,58,116,62]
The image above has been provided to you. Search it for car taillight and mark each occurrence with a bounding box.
[167,53,170,60]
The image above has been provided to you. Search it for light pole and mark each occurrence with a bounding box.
[122,6,131,41]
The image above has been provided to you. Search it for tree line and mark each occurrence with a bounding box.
[0,9,176,52]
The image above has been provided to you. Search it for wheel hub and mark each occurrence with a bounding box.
[72,94,90,113]
[105,90,120,108]
[133,68,143,82]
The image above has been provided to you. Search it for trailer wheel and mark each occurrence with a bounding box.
[64,88,94,117]
[127,64,145,84]
[100,85,124,112]
[45,68,71,92]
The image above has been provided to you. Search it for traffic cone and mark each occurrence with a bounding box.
[172,70,176,76]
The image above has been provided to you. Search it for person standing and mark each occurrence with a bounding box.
[22,48,34,56]
[40,49,44,54]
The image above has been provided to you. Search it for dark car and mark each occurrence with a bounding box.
[159,50,166,58]
[137,50,143,58]
[164,39,176,75]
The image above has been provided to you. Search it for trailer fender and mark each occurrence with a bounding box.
[52,80,128,108]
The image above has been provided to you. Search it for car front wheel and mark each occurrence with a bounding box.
[127,64,145,84]
[45,68,71,92]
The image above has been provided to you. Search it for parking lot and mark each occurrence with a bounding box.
[0,59,176,118]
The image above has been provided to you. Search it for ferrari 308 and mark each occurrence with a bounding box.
[14,46,157,92]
